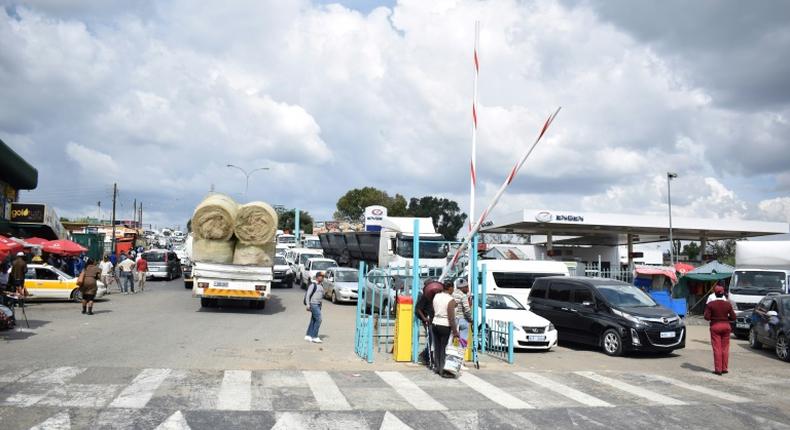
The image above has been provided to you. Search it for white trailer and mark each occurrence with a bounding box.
[192,262,272,309]
[730,241,790,312]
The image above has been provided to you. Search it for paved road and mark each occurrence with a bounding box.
[2,278,789,429]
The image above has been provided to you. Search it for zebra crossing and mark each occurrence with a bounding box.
[1,366,788,430]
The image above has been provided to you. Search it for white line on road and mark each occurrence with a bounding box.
[375,371,446,411]
[29,412,71,430]
[302,371,352,411]
[645,374,751,403]
[574,372,686,406]
[515,372,613,407]
[5,367,86,407]
[217,370,252,411]
[155,410,192,430]
[458,373,533,409]
[109,368,172,409]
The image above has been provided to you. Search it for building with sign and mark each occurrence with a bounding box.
[0,138,67,240]
[482,209,790,271]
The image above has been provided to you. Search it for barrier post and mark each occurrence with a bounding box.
[507,321,515,364]
[411,219,420,363]
[481,262,487,352]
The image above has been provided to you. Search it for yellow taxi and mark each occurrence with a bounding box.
[10,264,107,301]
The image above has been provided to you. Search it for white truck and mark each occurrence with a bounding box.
[192,263,273,309]
[377,217,448,277]
[730,241,790,313]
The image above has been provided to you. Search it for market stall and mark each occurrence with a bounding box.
[673,261,734,314]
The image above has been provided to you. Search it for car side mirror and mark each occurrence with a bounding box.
[767,310,778,318]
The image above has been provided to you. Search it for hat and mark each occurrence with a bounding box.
[457,278,470,289]
[714,285,725,295]
[16,252,24,257]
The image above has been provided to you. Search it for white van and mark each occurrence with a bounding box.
[472,260,570,308]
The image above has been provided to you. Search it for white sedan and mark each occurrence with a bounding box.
[482,294,558,351]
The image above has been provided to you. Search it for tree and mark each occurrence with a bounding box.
[276,209,314,234]
[706,239,737,266]
[682,242,700,261]
[334,187,408,222]
[406,196,467,240]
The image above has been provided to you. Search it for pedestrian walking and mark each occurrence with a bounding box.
[77,259,101,315]
[304,272,325,343]
[416,280,443,368]
[118,254,136,294]
[704,285,736,375]
[10,252,28,298]
[432,281,460,377]
[453,278,472,348]
[136,254,148,292]
[98,256,114,292]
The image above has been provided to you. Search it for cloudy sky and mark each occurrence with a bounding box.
[2,0,790,231]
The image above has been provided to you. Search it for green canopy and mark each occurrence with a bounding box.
[673,261,734,298]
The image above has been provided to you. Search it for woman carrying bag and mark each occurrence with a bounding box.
[78,258,102,315]
[432,281,460,377]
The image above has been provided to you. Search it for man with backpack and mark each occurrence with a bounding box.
[304,272,325,343]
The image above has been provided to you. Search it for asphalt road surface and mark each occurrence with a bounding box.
[2,278,789,429]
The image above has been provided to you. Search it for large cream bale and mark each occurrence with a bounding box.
[233,242,276,266]
[192,238,235,264]
[234,202,278,245]
[192,193,239,241]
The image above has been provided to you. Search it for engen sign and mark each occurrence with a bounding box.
[364,205,387,232]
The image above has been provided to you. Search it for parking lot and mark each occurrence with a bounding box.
[2,279,790,429]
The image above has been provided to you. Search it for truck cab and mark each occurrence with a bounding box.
[730,241,790,313]
[377,217,448,277]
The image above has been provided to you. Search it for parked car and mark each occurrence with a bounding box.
[465,259,570,309]
[528,277,685,356]
[748,294,790,362]
[272,255,294,288]
[9,264,106,301]
[302,258,338,289]
[291,249,324,288]
[482,293,558,351]
[323,267,359,304]
[142,249,182,281]
[733,309,753,339]
[362,269,410,314]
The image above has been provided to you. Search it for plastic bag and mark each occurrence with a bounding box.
[443,339,464,377]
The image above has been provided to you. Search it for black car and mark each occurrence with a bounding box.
[732,309,752,339]
[528,277,685,356]
[748,294,790,362]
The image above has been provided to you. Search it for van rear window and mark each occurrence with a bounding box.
[492,272,564,289]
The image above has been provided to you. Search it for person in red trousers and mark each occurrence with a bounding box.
[704,285,736,375]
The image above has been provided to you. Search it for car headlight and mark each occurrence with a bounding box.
[548,323,555,332]
[612,309,647,327]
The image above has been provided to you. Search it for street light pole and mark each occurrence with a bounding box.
[667,172,678,265]
[226,164,270,198]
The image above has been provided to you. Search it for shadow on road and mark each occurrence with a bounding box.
[0,319,50,340]
[557,340,679,359]
[196,295,285,315]
[681,362,710,373]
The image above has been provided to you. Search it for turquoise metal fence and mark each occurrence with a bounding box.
[483,319,514,364]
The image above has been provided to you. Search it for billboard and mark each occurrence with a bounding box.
[9,202,67,239]
[364,205,387,232]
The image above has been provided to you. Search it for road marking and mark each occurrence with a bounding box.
[302,371,352,411]
[20,367,85,384]
[575,372,686,406]
[29,412,71,430]
[110,368,172,409]
[375,371,446,411]
[515,372,613,407]
[458,373,533,409]
[380,411,414,430]
[155,410,191,430]
[645,374,751,403]
[217,370,252,411]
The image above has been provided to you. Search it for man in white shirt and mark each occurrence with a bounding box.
[118,255,136,294]
[98,256,114,293]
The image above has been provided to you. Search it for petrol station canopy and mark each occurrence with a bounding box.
[481,209,790,246]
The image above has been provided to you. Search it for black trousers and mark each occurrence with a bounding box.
[431,324,451,374]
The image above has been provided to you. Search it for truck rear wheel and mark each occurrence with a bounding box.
[200,298,215,308]
[249,300,266,310]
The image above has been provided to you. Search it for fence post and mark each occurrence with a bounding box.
[481,261,487,352]
[411,219,420,363]
[367,314,375,363]
[507,321,514,364]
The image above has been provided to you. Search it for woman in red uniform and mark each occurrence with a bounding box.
[704,285,736,375]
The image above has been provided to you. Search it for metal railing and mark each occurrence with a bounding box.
[482,319,514,364]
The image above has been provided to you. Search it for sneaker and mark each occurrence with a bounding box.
[311,337,323,343]
[304,335,312,342]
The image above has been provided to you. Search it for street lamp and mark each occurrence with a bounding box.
[226,164,270,198]
[667,172,678,265]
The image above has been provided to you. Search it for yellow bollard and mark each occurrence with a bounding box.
[393,296,413,362]
[465,325,473,361]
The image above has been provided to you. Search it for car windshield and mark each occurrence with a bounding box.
[300,254,321,264]
[143,253,166,262]
[486,294,525,310]
[304,240,321,249]
[335,271,358,282]
[396,238,447,259]
[597,284,657,307]
[274,256,286,265]
[733,270,786,293]
[311,261,336,270]
[278,236,296,244]
[492,272,566,289]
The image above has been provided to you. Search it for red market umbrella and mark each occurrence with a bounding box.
[674,262,695,275]
[0,235,24,255]
[24,237,49,246]
[43,239,88,256]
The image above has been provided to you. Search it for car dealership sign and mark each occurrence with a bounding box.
[535,211,585,223]
[364,205,387,232]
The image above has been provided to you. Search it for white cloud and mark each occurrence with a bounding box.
[64,142,120,181]
[759,197,790,223]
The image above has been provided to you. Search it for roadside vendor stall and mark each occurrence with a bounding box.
[673,261,734,315]
[633,265,687,316]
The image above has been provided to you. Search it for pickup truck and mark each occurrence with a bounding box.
[192,262,272,309]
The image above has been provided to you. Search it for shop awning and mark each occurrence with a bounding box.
[683,261,734,282]
[0,138,38,190]
[634,265,678,284]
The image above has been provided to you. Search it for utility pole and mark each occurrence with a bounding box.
[111,183,117,257]
[133,199,137,226]
[667,172,678,265]
[97,201,101,222]
[139,202,143,228]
